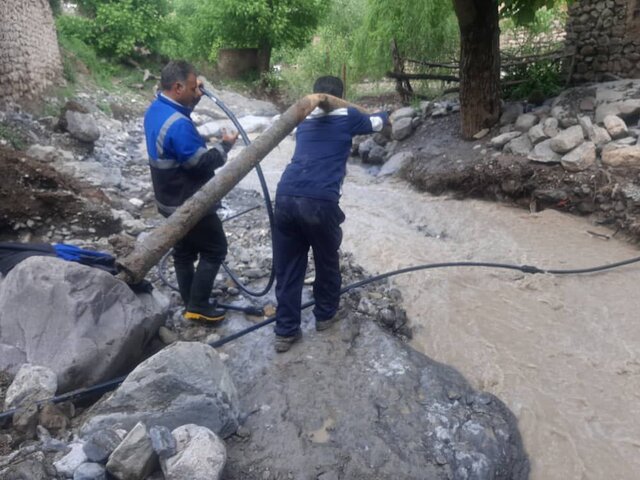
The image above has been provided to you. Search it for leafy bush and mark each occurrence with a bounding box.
[56,15,94,44]
[502,59,565,102]
[92,0,167,59]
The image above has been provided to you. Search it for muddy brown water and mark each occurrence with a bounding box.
[236,137,640,480]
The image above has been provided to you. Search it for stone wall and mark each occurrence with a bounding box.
[565,0,640,82]
[0,0,62,103]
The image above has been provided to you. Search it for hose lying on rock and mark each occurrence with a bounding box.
[2,253,640,424]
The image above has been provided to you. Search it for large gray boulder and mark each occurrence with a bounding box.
[0,256,166,392]
[221,311,529,479]
[80,342,240,439]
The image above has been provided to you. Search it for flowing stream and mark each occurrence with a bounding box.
[237,137,640,480]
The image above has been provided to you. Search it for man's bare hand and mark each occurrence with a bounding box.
[221,129,239,145]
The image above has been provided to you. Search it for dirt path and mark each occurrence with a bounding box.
[237,136,640,480]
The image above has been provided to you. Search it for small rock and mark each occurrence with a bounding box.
[84,429,122,463]
[489,131,521,149]
[13,404,39,437]
[390,107,416,123]
[158,326,179,345]
[472,128,489,139]
[106,422,157,480]
[391,117,413,141]
[542,117,559,138]
[514,113,538,132]
[54,443,88,478]
[129,198,144,208]
[26,144,58,163]
[561,142,596,172]
[5,364,57,410]
[549,125,585,153]
[150,425,177,459]
[39,403,70,432]
[74,462,106,480]
[603,115,629,140]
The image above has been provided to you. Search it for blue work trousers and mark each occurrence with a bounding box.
[273,195,345,337]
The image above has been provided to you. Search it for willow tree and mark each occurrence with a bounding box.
[452,0,566,138]
[351,0,459,79]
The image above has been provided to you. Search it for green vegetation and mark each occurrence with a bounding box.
[50,0,569,103]
[500,4,568,101]
[0,124,27,150]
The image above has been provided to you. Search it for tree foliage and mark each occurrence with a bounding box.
[56,0,174,60]
[172,0,328,63]
[351,0,459,77]
[273,0,366,97]
[501,0,566,25]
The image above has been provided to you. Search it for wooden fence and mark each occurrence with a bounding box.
[386,39,575,102]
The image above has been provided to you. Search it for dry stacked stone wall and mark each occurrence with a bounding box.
[0,0,62,103]
[565,0,640,82]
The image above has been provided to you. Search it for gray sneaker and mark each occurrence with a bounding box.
[316,315,341,332]
[274,330,302,353]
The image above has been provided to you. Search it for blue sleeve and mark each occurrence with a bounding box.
[347,108,389,136]
[166,119,207,164]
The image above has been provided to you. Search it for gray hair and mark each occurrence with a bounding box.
[160,60,197,91]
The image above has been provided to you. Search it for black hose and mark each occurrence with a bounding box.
[209,255,640,348]
[2,254,640,423]
[199,87,276,297]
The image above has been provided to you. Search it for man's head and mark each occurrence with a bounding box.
[160,60,202,109]
[313,76,344,98]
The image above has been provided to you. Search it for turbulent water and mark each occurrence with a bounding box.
[237,137,640,480]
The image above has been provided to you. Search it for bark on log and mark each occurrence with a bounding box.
[117,94,366,284]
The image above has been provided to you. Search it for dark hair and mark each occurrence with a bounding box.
[313,76,344,98]
[160,60,197,91]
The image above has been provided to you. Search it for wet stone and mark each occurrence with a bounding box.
[83,429,122,463]
[73,462,106,480]
[149,425,177,459]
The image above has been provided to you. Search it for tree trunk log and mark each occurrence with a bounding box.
[117,94,365,284]
[453,0,500,139]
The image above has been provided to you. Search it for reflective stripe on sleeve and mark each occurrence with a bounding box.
[156,112,187,158]
[370,116,384,132]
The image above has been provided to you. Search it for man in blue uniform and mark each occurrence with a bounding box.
[273,76,389,352]
[144,60,238,322]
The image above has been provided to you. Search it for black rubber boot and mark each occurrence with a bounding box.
[184,259,225,323]
[173,263,194,306]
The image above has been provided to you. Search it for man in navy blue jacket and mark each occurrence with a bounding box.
[273,76,389,352]
[144,60,238,323]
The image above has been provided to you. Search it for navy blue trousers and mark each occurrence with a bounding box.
[273,195,345,337]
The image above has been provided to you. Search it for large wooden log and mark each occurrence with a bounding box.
[117,93,365,284]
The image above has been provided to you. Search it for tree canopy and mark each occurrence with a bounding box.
[172,0,328,64]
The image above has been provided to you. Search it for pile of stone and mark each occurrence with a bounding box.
[352,100,459,177]
[489,80,640,171]
[1,343,236,479]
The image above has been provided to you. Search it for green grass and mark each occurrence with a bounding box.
[0,124,27,150]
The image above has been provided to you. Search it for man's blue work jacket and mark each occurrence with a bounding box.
[144,94,228,216]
